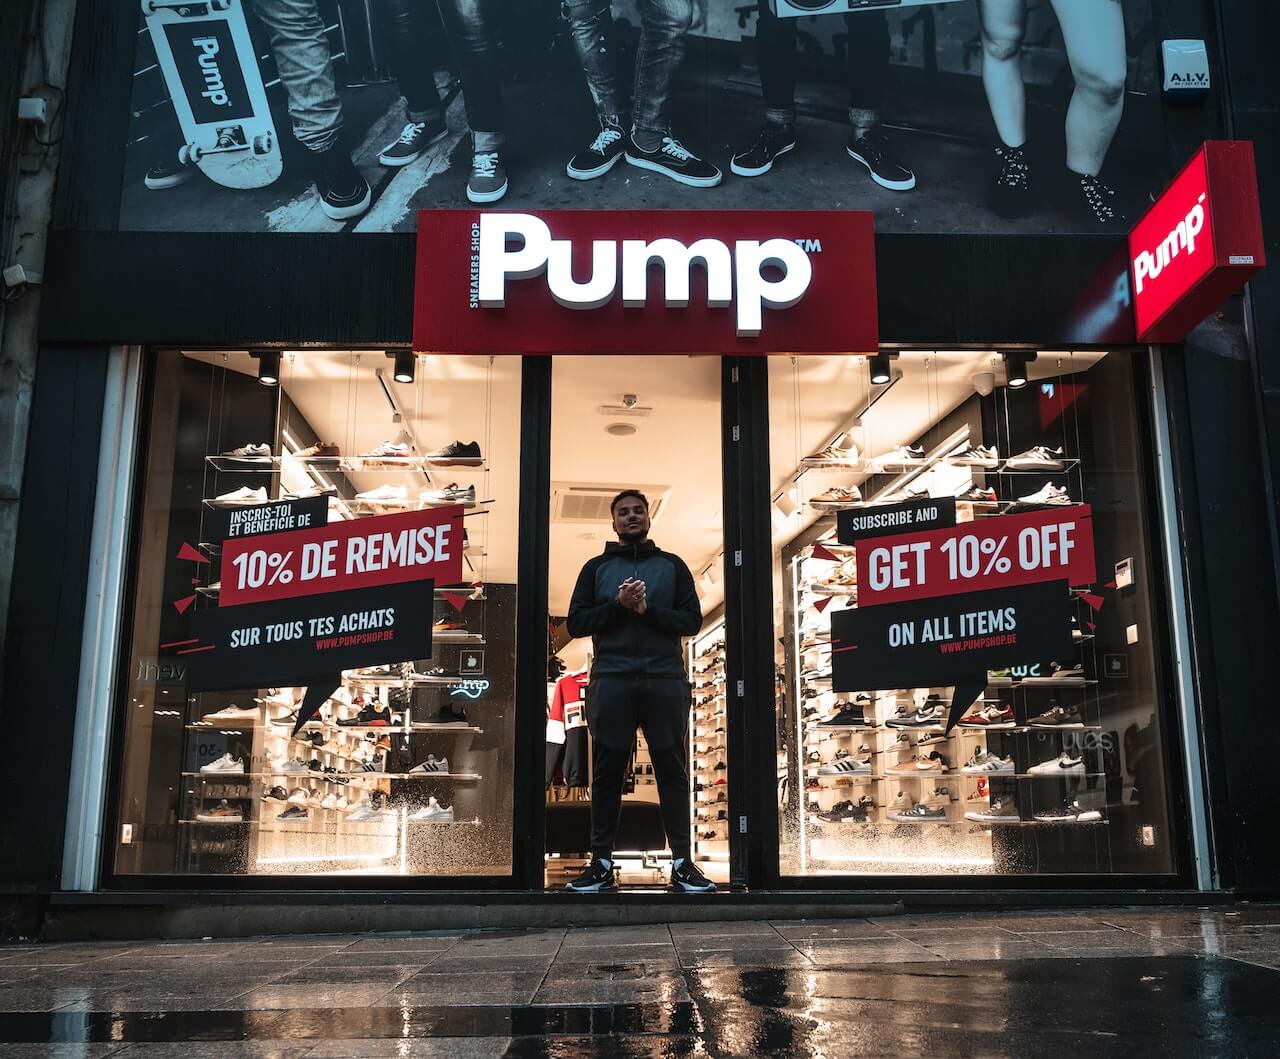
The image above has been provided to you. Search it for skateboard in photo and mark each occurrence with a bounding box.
[142,0,282,189]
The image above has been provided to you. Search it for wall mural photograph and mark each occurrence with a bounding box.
[122,0,1165,234]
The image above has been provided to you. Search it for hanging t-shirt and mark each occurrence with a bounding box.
[546,672,590,787]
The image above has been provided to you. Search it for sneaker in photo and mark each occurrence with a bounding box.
[846,129,916,191]
[378,116,448,167]
[200,753,244,774]
[144,154,195,190]
[309,146,372,221]
[195,799,243,823]
[1074,172,1122,227]
[625,134,721,188]
[1027,752,1086,776]
[670,859,717,893]
[467,151,508,204]
[425,440,482,465]
[420,482,476,508]
[566,858,617,892]
[567,123,627,180]
[729,122,797,178]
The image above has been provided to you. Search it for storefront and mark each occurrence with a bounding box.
[3,0,1275,918]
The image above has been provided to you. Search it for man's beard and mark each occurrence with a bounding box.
[617,526,648,542]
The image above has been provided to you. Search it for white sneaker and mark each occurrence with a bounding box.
[409,796,455,822]
[222,443,271,458]
[320,793,337,810]
[347,801,386,822]
[419,483,476,508]
[355,484,409,504]
[961,749,1015,774]
[278,757,310,775]
[408,755,450,775]
[1027,752,1085,776]
[869,444,925,471]
[1006,445,1066,471]
[361,441,411,459]
[287,787,311,804]
[213,486,268,505]
[200,753,244,774]
[1017,483,1071,506]
[952,444,999,468]
[816,751,870,776]
[201,704,260,721]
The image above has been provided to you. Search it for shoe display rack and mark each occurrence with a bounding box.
[782,425,1108,874]
[180,437,498,874]
[689,619,729,871]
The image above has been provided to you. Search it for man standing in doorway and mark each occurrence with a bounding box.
[564,490,716,893]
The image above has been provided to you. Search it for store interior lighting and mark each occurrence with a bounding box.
[390,349,416,384]
[868,352,894,385]
[1002,350,1037,388]
[252,349,280,386]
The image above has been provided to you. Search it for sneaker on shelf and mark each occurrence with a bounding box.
[625,132,722,187]
[1034,799,1103,823]
[262,786,288,802]
[423,666,463,681]
[281,483,336,500]
[817,796,875,824]
[846,129,916,191]
[567,122,627,180]
[201,704,261,722]
[885,703,944,729]
[729,122,797,178]
[868,444,926,472]
[467,151,508,203]
[961,748,1015,775]
[809,486,862,510]
[966,796,1021,823]
[960,486,999,503]
[878,484,929,505]
[362,441,411,460]
[277,757,311,775]
[320,793,338,810]
[1005,445,1066,471]
[347,799,387,823]
[566,858,617,893]
[958,704,1016,729]
[277,804,309,821]
[888,754,948,776]
[335,795,350,811]
[355,484,410,505]
[990,144,1031,218]
[286,788,310,805]
[309,146,371,221]
[295,442,340,458]
[221,443,271,459]
[1028,703,1084,729]
[817,749,871,776]
[432,617,468,634]
[408,754,450,775]
[888,803,946,824]
[670,859,717,893]
[818,702,871,728]
[1016,483,1071,506]
[1028,752,1086,776]
[200,753,245,774]
[420,482,476,508]
[952,444,999,468]
[213,486,267,506]
[420,704,469,728]
[409,796,456,822]
[424,440,482,465]
[337,700,393,727]
[1047,663,1086,684]
[195,799,243,823]
[378,116,448,167]
[1074,173,1121,227]
[967,778,989,800]
[814,571,858,596]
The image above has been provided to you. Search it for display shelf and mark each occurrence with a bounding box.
[193,720,484,735]
[183,770,483,781]
[205,454,487,474]
[183,814,481,827]
[797,455,1081,474]
[432,631,486,645]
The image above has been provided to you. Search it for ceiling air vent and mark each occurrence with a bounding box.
[551,483,668,524]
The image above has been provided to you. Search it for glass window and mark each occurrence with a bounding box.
[112,351,520,877]
[768,352,1178,877]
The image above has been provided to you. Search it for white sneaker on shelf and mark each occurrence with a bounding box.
[213,486,268,505]
[419,483,476,508]
[1005,445,1066,471]
[201,704,260,722]
[222,443,271,459]
[278,757,310,775]
[1016,483,1071,506]
[361,441,411,459]
[409,796,455,822]
[199,753,244,774]
[355,484,409,504]
[408,755,450,775]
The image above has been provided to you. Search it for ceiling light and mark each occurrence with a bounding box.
[252,349,280,386]
[606,422,637,436]
[1002,351,1037,389]
[389,349,415,384]
[868,352,894,386]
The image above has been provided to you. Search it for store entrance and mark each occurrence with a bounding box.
[544,356,727,890]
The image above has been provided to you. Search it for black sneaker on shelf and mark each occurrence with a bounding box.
[378,117,448,167]
[422,703,469,726]
[261,785,288,802]
[144,154,194,190]
[565,858,617,893]
[567,122,627,180]
[990,145,1031,218]
[309,146,372,221]
[729,123,797,178]
[819,702,870,727]
[1075,172,1122,227]
[846,129,916,191]
[670,859,717,893]
[338,700,392,727]
[425,440,482,465]
[625,134,721,188]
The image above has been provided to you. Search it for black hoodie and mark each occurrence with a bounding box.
[565,539,702,678]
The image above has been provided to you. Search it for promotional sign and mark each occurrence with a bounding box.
[855,505,1095,607]
[831,581,1073,692]
[414,210,877,354]
[837,497,956,544]
[203,495,328,547]
[1129,141,1265,342]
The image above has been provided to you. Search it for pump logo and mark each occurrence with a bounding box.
[164,22,253,124]
[192,36,231,107]
[475,212,814,336]
[1132,193,1206,294]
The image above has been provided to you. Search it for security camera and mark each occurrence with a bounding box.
[972,372,995,397]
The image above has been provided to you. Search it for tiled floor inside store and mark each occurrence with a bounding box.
[2,906,1280,1056]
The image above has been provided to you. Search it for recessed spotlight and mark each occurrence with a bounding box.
[389,349,415,384]
[868,352,896,386]
[251,349,280,386]
[1003,351,1037,389]
[606,422,637,436]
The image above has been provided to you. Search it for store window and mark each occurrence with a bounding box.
[769,352,1178,878]
[111,351,519,878]
[544,356,727,887]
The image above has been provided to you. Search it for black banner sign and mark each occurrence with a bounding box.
[830,580,1072,693]
[204,495,328,547]
[837,497,956,544]
[186,580,434,692]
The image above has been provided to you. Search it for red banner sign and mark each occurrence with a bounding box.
[855,505,1096,607]
[413,209,878,354]
[219,506,464,607]
[1128,140,1265,342]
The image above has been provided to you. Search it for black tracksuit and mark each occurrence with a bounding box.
[566,539,702,861]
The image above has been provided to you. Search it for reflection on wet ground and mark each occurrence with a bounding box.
[1,907,1279,1055]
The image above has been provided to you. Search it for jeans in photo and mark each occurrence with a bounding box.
[436,0,505,142]
[561,0,693,137]
[755,0,888,124]
[381,0,448,119]
[250,0,343,152]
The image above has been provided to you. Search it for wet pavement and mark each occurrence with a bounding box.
[2,906,1280,1055]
